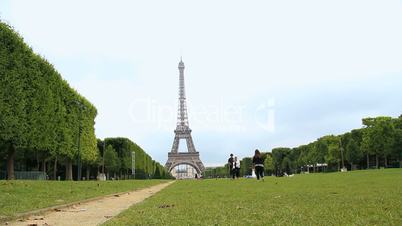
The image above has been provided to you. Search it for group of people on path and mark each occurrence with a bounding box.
[227,149,265,180]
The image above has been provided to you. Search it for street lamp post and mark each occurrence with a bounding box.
[102,141,105,174]
[339,137,346,172]
[77,121,82,180]
[131,151,135,179]
[75,101,86,181]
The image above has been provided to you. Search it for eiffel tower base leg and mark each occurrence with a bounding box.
[165,152,205,177]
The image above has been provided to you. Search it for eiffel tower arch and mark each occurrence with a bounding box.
[165,59,205,178]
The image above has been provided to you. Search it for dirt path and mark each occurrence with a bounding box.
[8,181,175,226]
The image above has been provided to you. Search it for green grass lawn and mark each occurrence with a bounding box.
[105,169,402,226]
[0,179,169,220]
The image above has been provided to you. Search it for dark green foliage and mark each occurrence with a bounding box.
[99,138,171,179]
[0,21,172,180]
[263,152,274,175]
[153,166,161,179]
[272,147,293,175]
[343,130,364,168]
[287,116,402,173]
[393,121,402,164]
[0,21,98,179]
[240,157,252,176]
[362,117,396,168]
[267,116,402,174]
[203,165,229,178]
[104,145,120,175]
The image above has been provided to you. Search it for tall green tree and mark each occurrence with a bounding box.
[240,157,252,176]
[272,147,291,175]
[324,135,341,170]
[104,145,120,177]
[344,137,360,169]
[392,117,402,167]
[362,117,395,168]
[263,153,274,175]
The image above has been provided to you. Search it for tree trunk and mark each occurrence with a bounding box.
[375,154,379,169]
[86,167,90,180]
[25,158,29,171]
[35,153,40,171]
[65,159,73,180]
[384,156,388,168]
[366,154,370,169]
[350,162,353,171]
[53,157,58,180]
[42,160,46,172]
[6,145,16,180]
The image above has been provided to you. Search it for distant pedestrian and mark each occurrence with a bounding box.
[228,154,234,178]
[233,156,241,179]
[252,149,264,181]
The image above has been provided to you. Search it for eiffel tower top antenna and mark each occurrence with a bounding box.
[177,57,189,130]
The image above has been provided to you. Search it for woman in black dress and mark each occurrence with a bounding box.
[252,149,264,181]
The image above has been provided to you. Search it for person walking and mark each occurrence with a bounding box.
[252,149,264,181]
[228,154,234,178]
[233,156,241,179]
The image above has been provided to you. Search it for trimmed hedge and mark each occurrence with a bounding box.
[0,21,97,179]
[99,138,172,179]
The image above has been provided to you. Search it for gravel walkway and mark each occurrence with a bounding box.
[7,181,175,226]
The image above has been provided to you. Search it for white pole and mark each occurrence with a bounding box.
[132,151,135,178]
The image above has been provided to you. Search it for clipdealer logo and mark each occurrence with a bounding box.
[254,98,275,132]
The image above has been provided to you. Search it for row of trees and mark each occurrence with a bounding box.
[98,138,172,179]
[206,115,402,177]
[272,116,402,176]
[0,21,171,180]
[0,22,98,180]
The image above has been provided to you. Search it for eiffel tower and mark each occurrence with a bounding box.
[165,58,205,177]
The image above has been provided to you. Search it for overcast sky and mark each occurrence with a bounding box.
[1,0,402,166]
